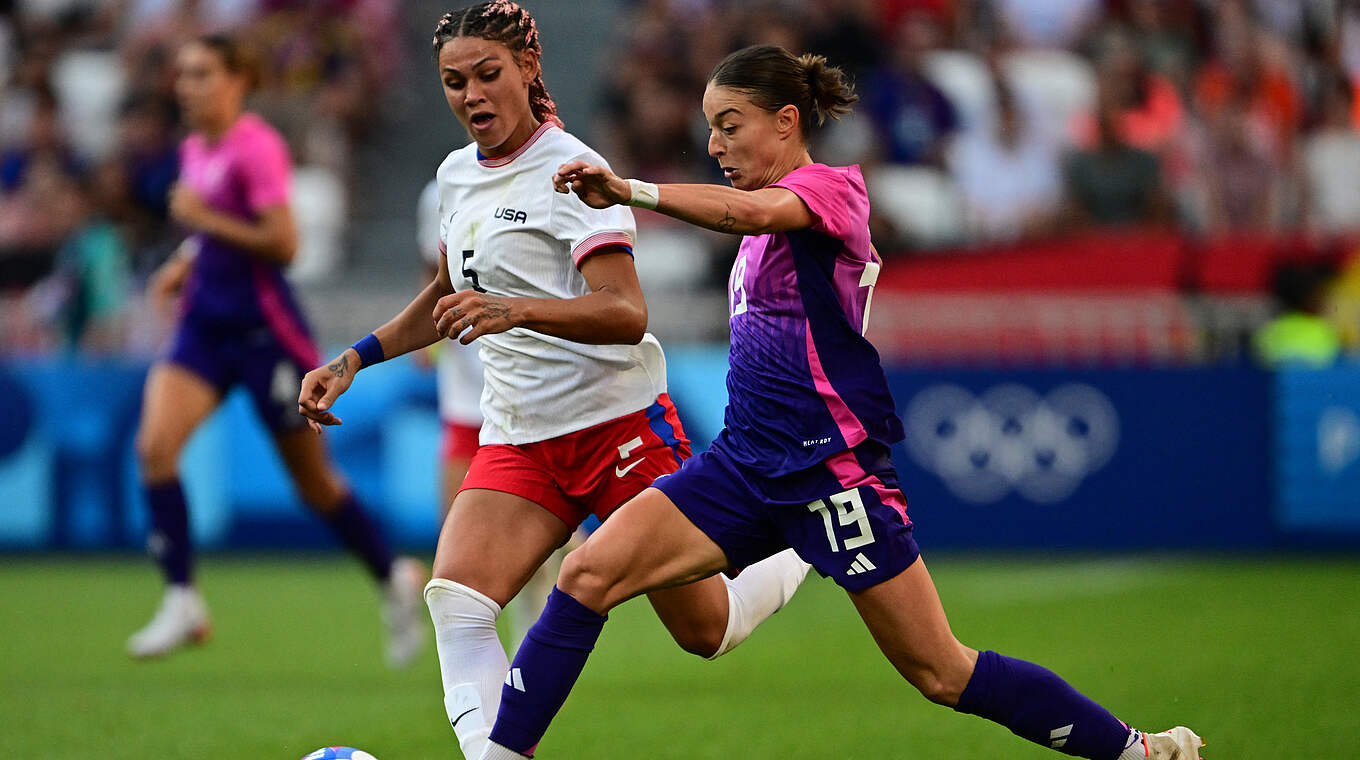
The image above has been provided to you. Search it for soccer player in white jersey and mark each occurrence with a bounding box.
[298,5,810,758]
[418,176,561,648]
[477,45,1206,760]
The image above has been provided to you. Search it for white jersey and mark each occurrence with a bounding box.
[435,122,667,445]
[419,178,484,427]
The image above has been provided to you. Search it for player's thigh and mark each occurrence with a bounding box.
[439,456,472,519]
[561,487,729,611]
[433,487,573,608]
[272,427,348,509]
[848,556,978,705]
[135,362,222,475]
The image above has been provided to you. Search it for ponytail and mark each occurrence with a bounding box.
[798,53,857,128]
[710,45,857,138]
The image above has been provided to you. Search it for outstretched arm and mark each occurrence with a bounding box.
[298,256,455,430]
[553,160,814,235]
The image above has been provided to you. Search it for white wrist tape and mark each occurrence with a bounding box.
[626,179,660,210]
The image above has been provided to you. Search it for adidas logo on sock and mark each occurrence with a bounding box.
[505,667,526,692]
[1050,724,1073,748]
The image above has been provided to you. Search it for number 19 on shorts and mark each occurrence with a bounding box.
[808,488,875,552]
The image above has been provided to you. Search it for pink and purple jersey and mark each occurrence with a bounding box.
[175,112,315,368]
[715,163,904,475]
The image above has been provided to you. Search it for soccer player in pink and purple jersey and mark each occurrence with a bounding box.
[477,45,1206,760]
[127,35,426,664]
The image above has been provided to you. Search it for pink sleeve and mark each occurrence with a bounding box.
[771,163,859,241]
[239,124,292,213]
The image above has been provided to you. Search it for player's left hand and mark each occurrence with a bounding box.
[553,161,630,209]
[168,183,210,230]
[433,290,520,345]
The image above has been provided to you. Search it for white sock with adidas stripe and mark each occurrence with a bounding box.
[1117,729,1146,759]
[707,548,811,659]
[426,578,507,760]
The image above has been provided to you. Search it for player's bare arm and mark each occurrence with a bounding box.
[299,256,457,431]
[554,160,814,235]
[433,248,646,346]
[170,183,298,264]
[147,245,194,317]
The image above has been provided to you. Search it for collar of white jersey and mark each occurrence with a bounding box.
[475,121,557,168]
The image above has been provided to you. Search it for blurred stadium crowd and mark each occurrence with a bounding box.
[2,0,1360,363]
[0,0,398,354]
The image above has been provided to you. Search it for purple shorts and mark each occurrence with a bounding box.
[164,317,316,435]
[654,440,919,593]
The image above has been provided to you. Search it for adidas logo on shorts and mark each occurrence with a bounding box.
[845,552,877,576]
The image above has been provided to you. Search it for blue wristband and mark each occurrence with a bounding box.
[350,333,385,368]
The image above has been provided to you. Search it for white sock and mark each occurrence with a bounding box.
[1117,729,1147,759]
[477,741,529,760]
[425,579,508,759]
[707,548,811,659]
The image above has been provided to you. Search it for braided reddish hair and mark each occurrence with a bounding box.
[433,3,563,128]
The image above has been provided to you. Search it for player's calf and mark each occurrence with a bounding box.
[707,548,810,659]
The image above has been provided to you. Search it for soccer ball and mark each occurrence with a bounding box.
[300,748,379,760]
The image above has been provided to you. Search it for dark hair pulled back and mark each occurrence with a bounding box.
[194,33,259,91]
[709,44,856,138]
[432,2,562,128]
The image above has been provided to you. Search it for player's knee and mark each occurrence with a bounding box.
[296,472,348,512]
[135,430,179,480]
[557,547,623,612]
[910,669,965,707]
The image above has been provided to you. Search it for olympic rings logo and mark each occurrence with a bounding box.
[903,383,1120,504]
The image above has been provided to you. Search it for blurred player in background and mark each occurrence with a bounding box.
[417,176,560,649]
[127,34,427,665]
[480,45,1205,760]
[299,4,809,757]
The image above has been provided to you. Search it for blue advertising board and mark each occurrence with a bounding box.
[0,352,1345,551]
[884,368,1274,550]
[1274,365,1360,534]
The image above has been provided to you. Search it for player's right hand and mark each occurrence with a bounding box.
[553,161,630,209]
[298,349,358,433]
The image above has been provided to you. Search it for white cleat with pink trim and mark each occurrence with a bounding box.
[1127,726,1205,760]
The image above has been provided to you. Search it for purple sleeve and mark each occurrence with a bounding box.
[771,163,862,242]
[238,123,292,213]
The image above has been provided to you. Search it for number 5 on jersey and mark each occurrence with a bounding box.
[461,249,486,293]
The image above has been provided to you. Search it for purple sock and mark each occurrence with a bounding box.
[144,479,192,585]
[320,493,393,582]
[489,587,608,755]
[955,650,1131,760]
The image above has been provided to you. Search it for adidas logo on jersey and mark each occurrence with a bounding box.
[845,552,877,576]
[494,207,528,223]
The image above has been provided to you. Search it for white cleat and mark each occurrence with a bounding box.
[126,585,212,659]
[383,556,429,668]
[1143,726,1205,760]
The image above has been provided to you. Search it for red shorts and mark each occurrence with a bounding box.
[441,420,481,462]
[460,394,691,528]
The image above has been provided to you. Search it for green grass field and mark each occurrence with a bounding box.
[3,554,1357,759]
